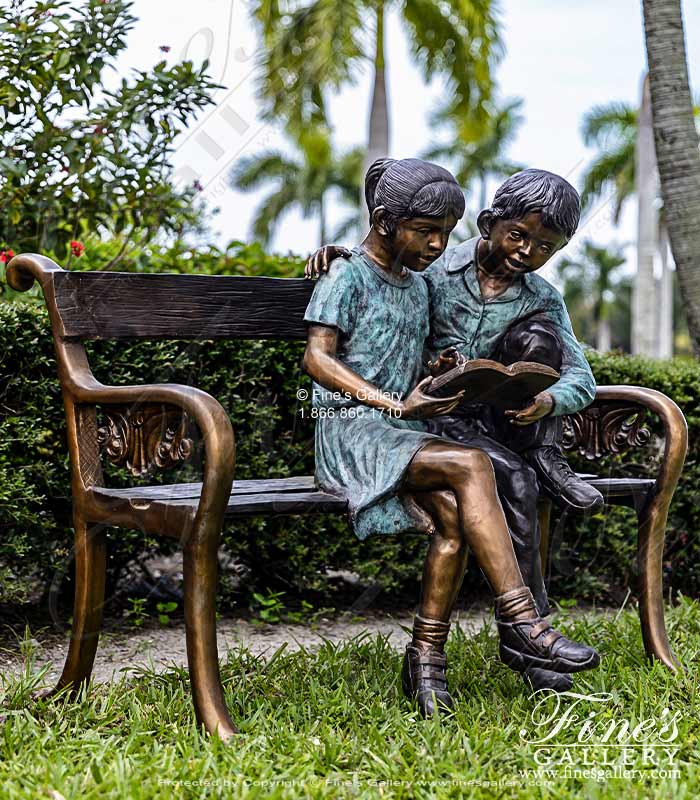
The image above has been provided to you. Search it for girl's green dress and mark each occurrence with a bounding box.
[304,248,441,540]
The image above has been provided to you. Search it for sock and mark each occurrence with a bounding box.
[411,614,451,653]
[494,586,539,623]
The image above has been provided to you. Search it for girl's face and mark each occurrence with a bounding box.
[391,214,459,271]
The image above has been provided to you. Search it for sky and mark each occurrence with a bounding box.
[118,0,700,281]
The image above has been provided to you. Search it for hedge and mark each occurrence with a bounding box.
[1,297,699,613]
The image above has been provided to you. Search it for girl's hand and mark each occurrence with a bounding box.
[305,245,352,279]
[401,377,464,419]
[505,391,554,425]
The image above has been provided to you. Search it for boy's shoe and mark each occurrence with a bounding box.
[525,445,604,511]
[496,587,600,674]
[401,645,454,718]
[521,666,574,693]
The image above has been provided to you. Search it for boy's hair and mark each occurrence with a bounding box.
[484,168,581,240]
[365,157,465,233]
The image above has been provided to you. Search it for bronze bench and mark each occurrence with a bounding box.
[7,253,688,741]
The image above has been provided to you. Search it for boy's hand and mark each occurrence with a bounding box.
[427,347,466,377]
[505,391,554,425]
[401,376,465,419]
[305,245,352,280]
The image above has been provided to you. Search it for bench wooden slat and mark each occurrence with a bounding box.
[584,478,655,495]
[91,475,654,518]
[221,490,348,516]
[53,272,313,340]
[97,475,317,500]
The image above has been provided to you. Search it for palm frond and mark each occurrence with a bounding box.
[250,182,298,245]
[252,0,367,127]
[402,0,501,114]
[581,102,636,148]
[229,151,300,190]
[580,139,635,213]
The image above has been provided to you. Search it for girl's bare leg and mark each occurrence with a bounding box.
[412,491,468,621]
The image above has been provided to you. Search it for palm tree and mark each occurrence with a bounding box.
[251,1,502,224]
[580,101,637,222]
[580,91,673,357]
[642,0,700,353]
[229,128,363,247]
[423,96,524,212]
[555,241,627,352]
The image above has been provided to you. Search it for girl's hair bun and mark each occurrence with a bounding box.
[365,158,396,213]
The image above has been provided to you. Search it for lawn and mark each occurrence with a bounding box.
[1,600,699,799]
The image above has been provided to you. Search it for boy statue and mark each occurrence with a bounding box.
[306,168,602,692]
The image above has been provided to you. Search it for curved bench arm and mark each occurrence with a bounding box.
[9,252,238,735]
[6,252,62,292]
[591,386,688,670]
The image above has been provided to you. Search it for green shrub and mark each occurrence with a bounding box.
[1,297,699,612]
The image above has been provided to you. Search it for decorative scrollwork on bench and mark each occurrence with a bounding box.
[562,404,651,460]
[96,404,194,477]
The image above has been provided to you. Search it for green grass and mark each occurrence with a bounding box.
[2,601,700,799]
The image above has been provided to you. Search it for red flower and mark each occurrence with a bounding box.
[159,45,171,53]
[70,240,85,258]
[0,249,15,263]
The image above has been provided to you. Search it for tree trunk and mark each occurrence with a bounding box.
[658,222,675,358]
[596,316,612,353]
[594,277,612,352]
[643,0,700,353]
[319,192,327,247]
[479,173,488,212]
[632,73,659,357]
[362,0,389,233]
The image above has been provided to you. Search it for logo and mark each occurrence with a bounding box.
[519,691,682,783]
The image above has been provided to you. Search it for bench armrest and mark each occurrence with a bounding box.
[590,385,687,503]
[580,385,687,670]
[62,341,235,541]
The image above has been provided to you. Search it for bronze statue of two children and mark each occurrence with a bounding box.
[303,157,602,717]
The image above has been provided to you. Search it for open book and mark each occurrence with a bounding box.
[426,359,560,410]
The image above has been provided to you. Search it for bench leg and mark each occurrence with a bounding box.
[183,526,238,741]
[637,499,681,671]
[40,514,106,698]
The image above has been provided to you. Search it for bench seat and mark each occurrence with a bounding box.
[90,474,656,517]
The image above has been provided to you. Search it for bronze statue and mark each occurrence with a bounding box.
[303,158,600,718]
[307,167,604,695]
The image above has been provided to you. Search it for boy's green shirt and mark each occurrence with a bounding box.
[423,236,596,416]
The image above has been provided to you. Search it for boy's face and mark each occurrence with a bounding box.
[392,213,459,271]
[482,211,566,276]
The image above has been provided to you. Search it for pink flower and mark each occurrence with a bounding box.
[0,249,15,263]
[193,179,204,192]
[70,240,85,258]
[159,45,171,53]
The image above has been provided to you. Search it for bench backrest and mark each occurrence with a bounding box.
[52,272,314,340]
